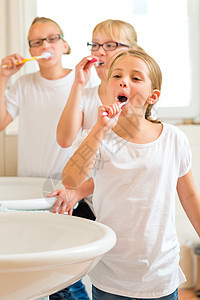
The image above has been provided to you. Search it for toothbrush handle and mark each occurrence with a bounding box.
[101,101,127,117]
[2,57,38,68]
[17,57,37,64]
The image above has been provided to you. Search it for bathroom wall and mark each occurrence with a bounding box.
[0,132,17,176]
[0,132,4,176]
[176,125,200,288]
[0,0,7,58]
[0,0,31,176]
[176,125,200,245]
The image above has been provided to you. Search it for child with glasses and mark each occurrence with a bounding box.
[28,33,64,48]
[0,16,97,300]
[0,16,96,208]
[62,49,200,300]
[56,19,145,219]
[57,19,139,147]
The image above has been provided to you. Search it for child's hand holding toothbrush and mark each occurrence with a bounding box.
[1,53,25,78]
[74,56,99,87]
[1,52,53,78]
[97,102,122,133]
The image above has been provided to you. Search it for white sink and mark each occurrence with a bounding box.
[0,211,116,300]
[0,177,59,210]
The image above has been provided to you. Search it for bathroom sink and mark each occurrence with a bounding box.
[0,176,60,210]
[0,211,116,299]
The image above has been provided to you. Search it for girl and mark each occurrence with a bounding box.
[0,17,96,214]
[57,19,139,148]
[55,19,142,216]
[62,50,200,299]
[0,16,95,300]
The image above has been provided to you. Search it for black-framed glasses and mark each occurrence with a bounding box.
[29,34,63,48]
[87,41,129,51]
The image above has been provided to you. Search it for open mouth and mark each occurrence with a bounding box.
[96,61,104,66]
[117,95,128,103]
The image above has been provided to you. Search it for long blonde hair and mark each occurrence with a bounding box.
[108,50,162,123]
[28,17,71,54]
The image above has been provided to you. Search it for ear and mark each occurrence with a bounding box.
[146,89,160,105]
[63,40,69,54]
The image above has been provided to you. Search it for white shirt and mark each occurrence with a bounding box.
[76,123,192,298]
[79,86,101,210]
[6,70,97,179]
[80,85,101,130]
[79,86,159,214]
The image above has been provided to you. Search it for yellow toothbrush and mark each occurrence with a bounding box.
[2,51,53,68]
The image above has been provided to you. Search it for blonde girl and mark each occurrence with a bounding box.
[0,17,96,212]
[55,19,141,217]
[62,50,200,299]
[0,16,96,300]
[57,19,139,148]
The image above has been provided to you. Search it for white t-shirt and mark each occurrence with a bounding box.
[6,70,97,179]
[79,86,101,210]
[76,123,192,298]
[80,85,101,130]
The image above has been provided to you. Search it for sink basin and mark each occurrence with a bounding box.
[0,177,60,210]
[0,211,116,299]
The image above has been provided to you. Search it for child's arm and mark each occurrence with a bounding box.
[48,177,95,214]
[62,103,121,189]
[0,54,24,131]
[57,56,98,148]
[177,170,200,237]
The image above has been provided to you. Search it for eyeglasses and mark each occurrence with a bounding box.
[29,34,63,48]
[87,41,129,51]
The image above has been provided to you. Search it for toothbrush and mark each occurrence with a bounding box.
[87,57,97,63]
[87,57,104,66]
[102,98,129,116]
[2,51,53,68]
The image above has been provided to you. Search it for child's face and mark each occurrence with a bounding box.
[28,22,68,68]
[91,31,129,81]
[107,55,153,114]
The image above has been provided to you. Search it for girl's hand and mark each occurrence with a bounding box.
[47,188,78,215]
[1,53,24,78]
[97,102,122,132]
[74,56,98,86]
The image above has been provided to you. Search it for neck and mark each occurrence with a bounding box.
[113,114,162,144]
[113,110,150,142]
[40,65,71,80]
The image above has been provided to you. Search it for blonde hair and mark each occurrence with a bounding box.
[28,17,71,54]
[108,50,162,123]
[93,19,137,48]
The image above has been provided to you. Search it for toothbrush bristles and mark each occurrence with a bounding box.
[41,52,53,59]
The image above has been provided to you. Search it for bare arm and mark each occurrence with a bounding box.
[177,170,200,237]
[57,82,85,148]
[48,177,95,214]
[57,56,98,148]
[0,54,24,131]
[62,103,121,189]
[62,123,105,188]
